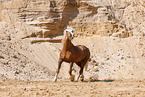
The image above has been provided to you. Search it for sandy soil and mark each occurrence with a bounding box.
[0,0,145,97]
[0,79,145,97]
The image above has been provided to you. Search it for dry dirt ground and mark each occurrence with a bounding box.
[0,79,145,97]
[0,0,145,97]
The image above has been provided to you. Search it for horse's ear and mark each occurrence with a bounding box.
[64,26,67,30]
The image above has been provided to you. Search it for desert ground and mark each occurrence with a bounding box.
[0,79,145,97]
[0,0,145,96]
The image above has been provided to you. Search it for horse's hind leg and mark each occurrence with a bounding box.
[69,62,75,81]
[53,60,63,82]
[77,58,89,82]
[77,66,84,81]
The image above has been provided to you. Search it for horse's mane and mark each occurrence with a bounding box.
[62,26,75,43]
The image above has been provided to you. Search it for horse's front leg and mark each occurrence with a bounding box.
[53,59,63,82]
[69,62,75,81]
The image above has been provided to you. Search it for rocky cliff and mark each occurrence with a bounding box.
[0,0,145,81]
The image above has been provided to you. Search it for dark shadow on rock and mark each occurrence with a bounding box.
[57,0,79,34]
[87,5,98,17]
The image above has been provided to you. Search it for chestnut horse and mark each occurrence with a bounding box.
[53,26,90,82]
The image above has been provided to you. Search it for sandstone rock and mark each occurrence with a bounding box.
[2,0,26,9]
[112,33,119,37]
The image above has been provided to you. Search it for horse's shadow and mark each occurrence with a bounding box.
[73,79,115,83]
[89,79,115,82]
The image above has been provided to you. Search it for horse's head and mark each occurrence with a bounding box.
[64,26,75,40]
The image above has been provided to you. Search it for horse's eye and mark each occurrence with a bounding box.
[70,32,74,37]
[70,34,73,37]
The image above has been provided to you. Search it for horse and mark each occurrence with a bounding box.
[53,26,90,82]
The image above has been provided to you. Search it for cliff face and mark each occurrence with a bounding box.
[0,0,145,81]
[1,0,144,38]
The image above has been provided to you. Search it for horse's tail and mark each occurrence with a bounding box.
[85,61,89,71]
[84,46,91,71]
[85,58,91,71]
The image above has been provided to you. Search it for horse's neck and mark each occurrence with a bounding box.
[62,37,74,51]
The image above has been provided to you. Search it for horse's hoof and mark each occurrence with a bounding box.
[53,76,57,82]
[53,79,57,82]
[70,75,75,81]
[80,75,84,82]
[80,78,84,81]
